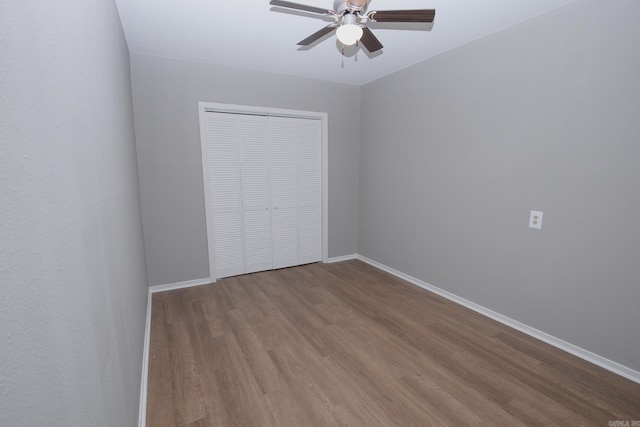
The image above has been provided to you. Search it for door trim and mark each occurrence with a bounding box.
[198,102,329,282]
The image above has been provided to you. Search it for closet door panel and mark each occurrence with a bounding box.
[242,209,272,273]
[297,119,322,264]
[239,115,270,210]
[212,212,245,278]
[239,115,273,273]
[203,109,323,279]
[298,206,321,264]
[207,112,244,278]
[269,117,299,269]
[271,207,298,269]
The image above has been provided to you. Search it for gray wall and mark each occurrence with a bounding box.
[131,55,361,286]
[0,1,148,425]
[359,0,640,370]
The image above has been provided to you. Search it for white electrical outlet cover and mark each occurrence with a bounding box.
[529,210,543,230]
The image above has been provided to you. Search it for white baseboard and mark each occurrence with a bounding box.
[138,276,212,426]
[356,254,640,385]
[327,253,358,263]
[149,277,213,294]
[138,288,152,427]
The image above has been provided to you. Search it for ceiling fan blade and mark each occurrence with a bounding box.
[369,9,436,23]
[297,25,337,46]
[359,26,383,53]
[270,0,333,15]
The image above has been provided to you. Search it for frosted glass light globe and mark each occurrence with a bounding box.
[336,24,363,46]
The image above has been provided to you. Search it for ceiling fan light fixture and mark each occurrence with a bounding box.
[336,24,363,45]
[271,0,436,54]
[336,13,363,46]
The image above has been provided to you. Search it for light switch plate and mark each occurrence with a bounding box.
[529,210,543,230]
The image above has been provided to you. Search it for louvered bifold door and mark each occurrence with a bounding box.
[297,118,322,264]
[206,112,245,279]
[269,116,299,269]
[239,115,273,274]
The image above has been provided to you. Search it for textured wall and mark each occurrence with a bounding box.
[0,0,148,425]
[359,0,640,370]
[131,55,361,286]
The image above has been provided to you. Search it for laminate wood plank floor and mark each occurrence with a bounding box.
[146,260,640,426]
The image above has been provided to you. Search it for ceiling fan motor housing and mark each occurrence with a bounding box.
[334,0,369,15]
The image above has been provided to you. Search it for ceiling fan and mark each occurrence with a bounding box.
[270,0,436,53]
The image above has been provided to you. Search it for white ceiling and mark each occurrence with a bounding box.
[115,0,576,86]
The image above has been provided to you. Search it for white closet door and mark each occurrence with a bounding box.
[269,116,299,269]
[238,115,273,274]
[206,113,245,279]
[297,118,322,264]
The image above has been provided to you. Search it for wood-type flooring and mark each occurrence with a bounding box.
[146,260,640,426]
